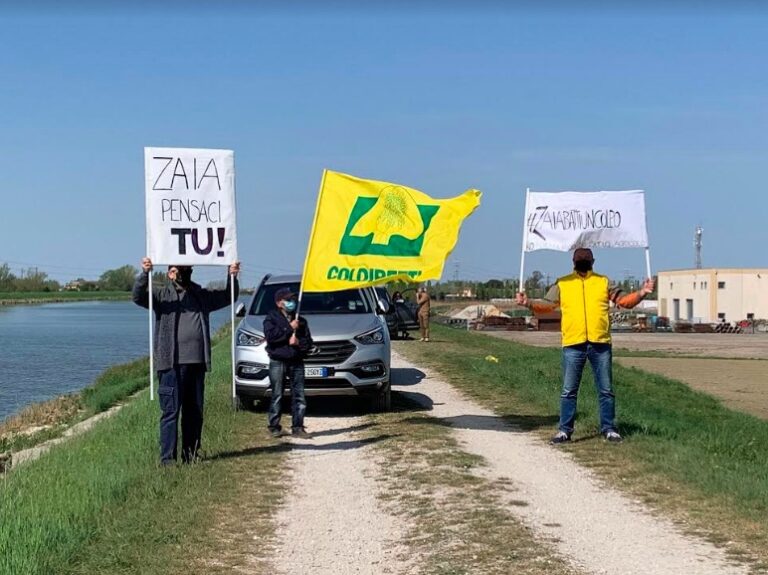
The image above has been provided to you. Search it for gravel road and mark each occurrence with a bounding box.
[267,352,747,575]
[271,411,410,575]
[389,352,747,575]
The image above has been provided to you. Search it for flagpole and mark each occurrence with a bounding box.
[148,271,155,401]
[297,169,329,321]
[518,188,530,293]
[644,247,652,281]
[230,269,237,407]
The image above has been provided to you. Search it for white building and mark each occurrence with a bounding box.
[657,268,768,323]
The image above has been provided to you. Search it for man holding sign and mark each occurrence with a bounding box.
[133,258,239,464]
[141,146,240,464]
[516,249,653,444]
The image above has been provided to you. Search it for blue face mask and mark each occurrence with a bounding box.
[283,300,297,312]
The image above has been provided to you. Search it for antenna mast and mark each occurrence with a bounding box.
[694,226,703,269]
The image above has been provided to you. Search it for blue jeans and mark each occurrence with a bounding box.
[267,360,307,431]
[559,343,616,435]
[157,364,205,464]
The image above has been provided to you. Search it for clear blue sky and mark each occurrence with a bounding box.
[2,3,766,288]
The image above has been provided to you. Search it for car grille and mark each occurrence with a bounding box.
[304,340,356,364]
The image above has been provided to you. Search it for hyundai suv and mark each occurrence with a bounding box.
[234,274,392,411]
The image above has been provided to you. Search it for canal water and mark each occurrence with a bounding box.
[0,301,231,422]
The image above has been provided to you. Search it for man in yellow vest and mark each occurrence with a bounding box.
[516,248,654,444]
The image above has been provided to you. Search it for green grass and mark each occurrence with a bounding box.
[0,336,286,575]
[0,291,130,303]
[80,360,149,413]
[394,325,768,569]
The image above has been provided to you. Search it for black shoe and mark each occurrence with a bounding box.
[291,427,312,439]
[549,431,571,445]
[269,427,283,438]
[604,431,623,443]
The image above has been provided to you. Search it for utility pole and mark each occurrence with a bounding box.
[694,226,703,269]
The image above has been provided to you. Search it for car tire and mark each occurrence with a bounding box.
[369,382,391,413]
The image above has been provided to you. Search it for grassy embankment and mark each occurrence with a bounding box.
[0,358,152,454]
[0,332,286,575]
[0,291,131,304]
[394,324,768,571]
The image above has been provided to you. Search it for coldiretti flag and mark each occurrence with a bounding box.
[301,170,481,292]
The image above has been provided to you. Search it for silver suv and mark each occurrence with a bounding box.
[234,274,392,411]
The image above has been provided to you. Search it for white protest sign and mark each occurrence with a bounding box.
[144,147,238,265]
[523,190,648,252]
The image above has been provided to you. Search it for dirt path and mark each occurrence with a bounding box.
[616,356,768,420]
[485,330,768,359]
[265,351,749,575]
[390,351,747,575]
[271,412,410,575]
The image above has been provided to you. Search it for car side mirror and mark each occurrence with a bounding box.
[377,298,390,314]
[235,302,246,317]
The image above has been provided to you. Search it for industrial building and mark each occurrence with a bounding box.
[657,268,768,323]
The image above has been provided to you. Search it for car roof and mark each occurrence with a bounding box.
[262,274,379,292]
[263,274,301,285]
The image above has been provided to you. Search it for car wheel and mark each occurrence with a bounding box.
[369,382,391,413]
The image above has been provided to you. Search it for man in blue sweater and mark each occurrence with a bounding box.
[133,257,239,465]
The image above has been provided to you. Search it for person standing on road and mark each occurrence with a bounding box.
[263,288,314,439]
[516,248,654,444]
[416,286,431,342]
[133,257,240,465]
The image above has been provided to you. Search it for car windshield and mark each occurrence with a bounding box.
[250,283,372,315]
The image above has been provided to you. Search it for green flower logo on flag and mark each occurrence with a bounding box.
[340,186,440,257]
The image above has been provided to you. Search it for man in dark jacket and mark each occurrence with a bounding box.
[263,287,313,438]
[133,257,240,465]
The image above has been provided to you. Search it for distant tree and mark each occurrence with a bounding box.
[14,268,54,292]
[0,263,16,292]
[484,279,504,289]
[99,265,139,291]
[152,271,168,286]
[524,270,544,297]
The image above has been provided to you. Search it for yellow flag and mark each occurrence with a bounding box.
[301,170,481,292]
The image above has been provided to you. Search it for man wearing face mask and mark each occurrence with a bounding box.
[516,248,654,444]
[132,256,240,465]
[263,287,313,439]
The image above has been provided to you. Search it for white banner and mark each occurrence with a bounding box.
[523,190,648,252]
[145,147,238,265]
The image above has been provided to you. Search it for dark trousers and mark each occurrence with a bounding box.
[158,364,205,463]
[267,359,307,431]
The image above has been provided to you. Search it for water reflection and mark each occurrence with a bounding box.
[0,301,230,421]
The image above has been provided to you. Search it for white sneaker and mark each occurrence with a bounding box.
[604,431,623,443]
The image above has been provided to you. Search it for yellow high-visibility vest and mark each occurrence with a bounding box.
[557,271,611,346]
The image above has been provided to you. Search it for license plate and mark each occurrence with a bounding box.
[304,367,328,378]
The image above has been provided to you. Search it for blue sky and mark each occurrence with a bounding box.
[1,3,766,288]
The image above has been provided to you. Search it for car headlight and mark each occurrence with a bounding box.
[355,326,385,345]
[237,330,265,346]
